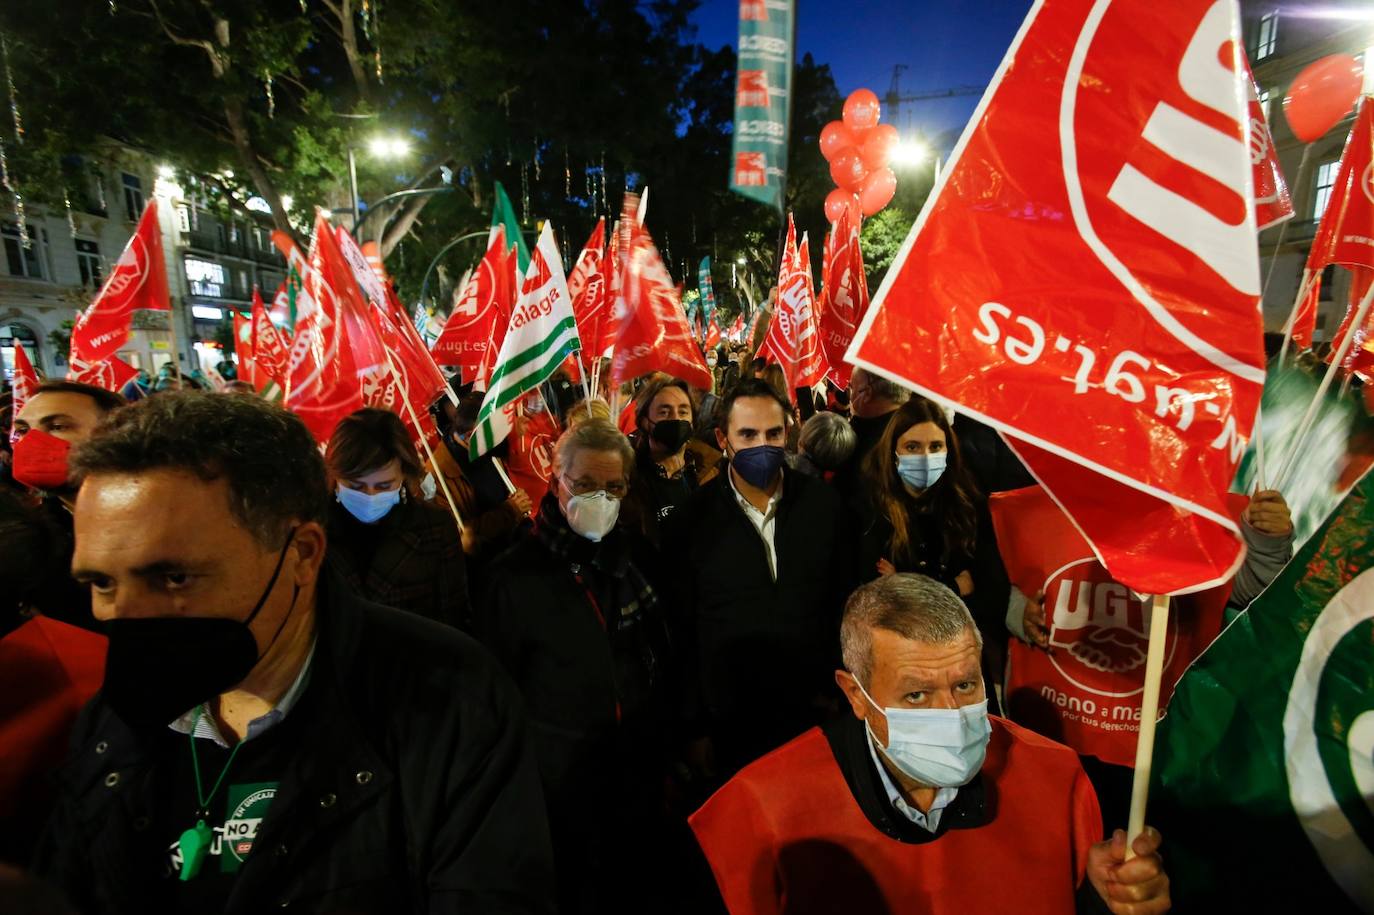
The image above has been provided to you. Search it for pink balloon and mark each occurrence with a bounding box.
[858,167,897,216]
[1284,54,1364,143]
[843,88,882,131]
[829,147,868,191]
[859,124,899,170]
[819,121,855,161]
[824,188,859,223]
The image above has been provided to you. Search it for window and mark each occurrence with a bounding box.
[1256,86,1272,122]
[1253,11,1277,60]
[122,172,144,220]
[1319,264,1336,302]
[229,221,240,244]
[185,257,226,298]
[2,223,46,279]
[216,222,227,250]
[1314,160,1341,218]
[76,239,102,288]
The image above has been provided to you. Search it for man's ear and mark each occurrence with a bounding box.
[288,521,327,588]
[834,670,869,723]
[715,428,729,453]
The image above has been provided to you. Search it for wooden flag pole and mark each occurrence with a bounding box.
[1125,592,1171,859]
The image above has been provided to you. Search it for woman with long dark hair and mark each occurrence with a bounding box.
[858,397,1011,693]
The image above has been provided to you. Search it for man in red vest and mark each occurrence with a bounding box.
[690,573,1169,915]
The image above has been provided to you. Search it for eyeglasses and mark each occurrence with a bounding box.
[562,476,629,499]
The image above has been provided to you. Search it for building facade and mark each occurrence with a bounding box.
[1243,1,1372,338]
[0,144,287,385]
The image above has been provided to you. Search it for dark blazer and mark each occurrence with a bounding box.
[325,498,468,629]
[34,579,555,915]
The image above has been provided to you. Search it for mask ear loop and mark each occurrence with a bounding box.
[241,528,301,660]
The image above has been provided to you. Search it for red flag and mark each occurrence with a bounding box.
[368,294,443,454]
[760,216,829,395]
[68,354,139,394]
[9,342,38,443]
[599,220,625,361]
[704,316,722,351]
[233,310,258,389]
[611,194,713,390]
[250,288,290,389]
[360,240,391,289]
[431,226,515,373]
[1244,59,1293,231]
[817,209,869,389]
[284,215,365,443]
[568,218,608,366]
[990,485,1240,766]
[846,0,1263,594]
[384,285,448,405]
[726,313,745,343]
[70,202,169,369]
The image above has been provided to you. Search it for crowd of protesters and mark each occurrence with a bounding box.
[0,320,1301,914]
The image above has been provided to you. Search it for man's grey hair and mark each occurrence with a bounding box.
[799,411,857,471]
[553,418,634,479]
[852,368,911,407]
[841,574,982,686]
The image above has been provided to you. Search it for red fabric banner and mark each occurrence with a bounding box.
[704,317,722,351]
[68,354,138,394]
[250,288,290,389]
[760,216,828,394]
[233,310,258,389]
[431,226,515,372]
[9,342,38,443]
[1244,59,1293,231]
[817,209,869,389]
[568,218,608,367]
[610,194,713,391]
[70,202,169,368]
[847,0,1263,594]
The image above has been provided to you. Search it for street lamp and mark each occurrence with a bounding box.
[348,134,412,230]
[889,140,930,169]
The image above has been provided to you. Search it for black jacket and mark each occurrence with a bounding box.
[325,498,469,629]
[663,468,857,769]
[34,578,555,915]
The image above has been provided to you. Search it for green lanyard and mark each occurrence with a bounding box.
[178,706,244,882]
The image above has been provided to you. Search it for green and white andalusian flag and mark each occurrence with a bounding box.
[492,180,530,275]
[469,221,580,459]
[1150,470,1374,913]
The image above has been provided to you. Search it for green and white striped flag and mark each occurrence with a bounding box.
[1150,469,1374,912]
[470,221,580,459]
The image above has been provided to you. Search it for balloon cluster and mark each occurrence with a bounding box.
[1282,54,1363,144]
[819,88,898,224]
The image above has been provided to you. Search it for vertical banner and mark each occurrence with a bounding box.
[729,0,794,211]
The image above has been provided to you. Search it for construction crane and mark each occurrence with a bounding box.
[884,64,984,131]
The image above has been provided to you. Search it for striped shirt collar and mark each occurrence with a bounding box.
[169,637,318,749]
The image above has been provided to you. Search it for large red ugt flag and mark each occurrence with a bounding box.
[847,0,1264,595]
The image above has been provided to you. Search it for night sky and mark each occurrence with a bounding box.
[691,0,1035,150]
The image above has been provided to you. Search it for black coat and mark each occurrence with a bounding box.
[34,578,555,915]
[663,468,857,770]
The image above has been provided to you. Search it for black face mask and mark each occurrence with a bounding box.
[650,419,695,453]
[101,532,300,730]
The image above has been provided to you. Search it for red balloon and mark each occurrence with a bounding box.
[860,124,900,170]
[829,147,868,191]
[1284,54,1364,143]
[842,88,882,131]
[858,167,897,216]
[824,188,859,223]
[819,121,855,161]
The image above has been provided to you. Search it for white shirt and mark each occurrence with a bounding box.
[866,733,959,833]
[728,468,783,581]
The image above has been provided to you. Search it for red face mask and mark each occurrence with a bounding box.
[12,428,72,491]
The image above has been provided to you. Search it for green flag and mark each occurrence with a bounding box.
[492,181,530,274]
[1150,470,1374,912]
[728,0,793,211]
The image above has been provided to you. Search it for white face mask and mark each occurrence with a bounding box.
[337,484,401,524]
[564,489,620,542]
[853,676,991,788]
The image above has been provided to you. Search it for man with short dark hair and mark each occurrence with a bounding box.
[35,392,553,915]
[664,378,856,775]
[11,380,127,630]
[691,573,1171,915]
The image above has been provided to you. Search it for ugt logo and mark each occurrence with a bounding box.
[737,70,771,109]
[1064,0,1263,385]
[1042,558,1177,697]
[734,152,767,188]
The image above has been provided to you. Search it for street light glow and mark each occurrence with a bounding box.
[368,136,412,159]
[737,256,747,265]
[889,140,930,169]
[157,164,175,180]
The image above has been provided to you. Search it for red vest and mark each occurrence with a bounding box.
[690,717,1101,915]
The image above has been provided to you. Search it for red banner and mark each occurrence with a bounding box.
[1244,60,1293,232]
[760,217,828,393]
[250,288,290,389]
[568,218,608,367]
[611,194,713,391]
[70,202,169,368]
[9,342,38,443]
[68,354,139,394]
[431,226,516,372]
[990,485,1239,765]
[704,316,722,351]
[847,0,1263,594]
[818,208,869,389]
[233,310,258,388]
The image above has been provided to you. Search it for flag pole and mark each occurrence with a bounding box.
[380,345,465,533]
[1125,592,1171,859]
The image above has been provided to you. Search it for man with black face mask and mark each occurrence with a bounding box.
[33,392,553,915]
[629,377,720,543]
[663,378,857,780]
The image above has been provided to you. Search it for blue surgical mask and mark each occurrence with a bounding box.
[337,484,401,523]
[730,444,786,489]
[854,677,991,787]
[896,452,946,490]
